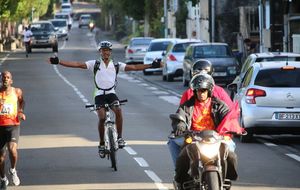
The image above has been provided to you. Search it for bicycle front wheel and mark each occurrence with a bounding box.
[108,126,117,171]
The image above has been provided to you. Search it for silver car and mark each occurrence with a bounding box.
[125,37,154,64]
[49,19,69,40]
[162,39,201,81]
[230,52,300,88]
[231,61,300,142]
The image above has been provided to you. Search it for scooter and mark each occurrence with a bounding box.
[89,21,95,32]
[170,114,237,190]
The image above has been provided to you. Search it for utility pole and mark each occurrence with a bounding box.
[164,0,168,38]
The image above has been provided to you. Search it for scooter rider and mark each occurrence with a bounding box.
[48,40,162,157]
[168,60,234,167]
[171,73,238,188]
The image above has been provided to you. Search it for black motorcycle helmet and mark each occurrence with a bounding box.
[97,40,112,51]
[190,73,215,97]
[191,59,214,76]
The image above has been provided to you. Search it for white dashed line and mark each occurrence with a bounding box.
[158,95,180,105]
[134,157,149,167]
[286,154,300,162]
[0,53,10,65]
[264,143,277,147]
[124,146,137,155]
[144,170,169,190]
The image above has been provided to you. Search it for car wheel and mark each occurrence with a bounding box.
[143,70,153,75]
[167,74,174,82]
[239,113,253,143]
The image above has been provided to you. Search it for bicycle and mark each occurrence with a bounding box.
[85,99,127,171]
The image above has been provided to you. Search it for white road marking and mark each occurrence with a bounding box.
[0,53,9,65]
[159,95,180,105]
[124,147,137,155]
[152,91,169,95]
[145,170,169,190]
[264,143,277,147]
[147,86,158,90]
[286,153,300,162]
[134,157,149,167]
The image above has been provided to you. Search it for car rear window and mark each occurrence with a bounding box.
[173,42,194,53]
[255,68,300,87]
[131,39,152,46]
[194,45,232,58]
[256,57,300,62]
[148,41,170,51]
[55,14,69,19]
[51,21,67,27]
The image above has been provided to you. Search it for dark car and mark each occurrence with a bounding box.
[182,42,239,86]
[29,21,58,52]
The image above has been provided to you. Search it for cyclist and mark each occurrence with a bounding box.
[23,26,33,58]
[48,40,162,157]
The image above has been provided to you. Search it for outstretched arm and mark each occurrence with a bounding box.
[48,57,87,69]
[124,59,163,71]
[59,60,87,69]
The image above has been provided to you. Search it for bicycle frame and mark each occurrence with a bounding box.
[86,99,127,171]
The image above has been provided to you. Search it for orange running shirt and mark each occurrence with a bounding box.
[0,88,20,126]
[191,98,214,131]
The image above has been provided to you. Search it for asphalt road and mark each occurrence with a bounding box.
[0,21,300,190]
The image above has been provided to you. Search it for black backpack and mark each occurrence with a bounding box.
[93,59,119,93]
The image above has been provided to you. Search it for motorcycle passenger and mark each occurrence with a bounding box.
[48,40,162,157]
[168,60,233,166]
[171,73,238,188]
[180,59,233,107]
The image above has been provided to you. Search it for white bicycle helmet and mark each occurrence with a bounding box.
[97,40,112,51]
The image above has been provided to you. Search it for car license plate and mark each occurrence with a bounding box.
[213,72,227,77]
[277,113,300,120]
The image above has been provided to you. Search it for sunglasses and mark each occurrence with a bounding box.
[197,89,208,93]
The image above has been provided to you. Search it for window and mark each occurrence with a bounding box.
[255,68,300,87]
[131,39,152,46]
[148,41,170,51]
[241,67,253,88]
[194,45,232,58]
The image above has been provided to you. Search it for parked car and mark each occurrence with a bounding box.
[125,37,154,64]
[182,42,239,86]
[162,39,202,81]
[49,19,69,40]
[78,14,92,28]
[143,38,179,75]
[29,21,58,52]
[54,12,72,30]
[230,61,300,142]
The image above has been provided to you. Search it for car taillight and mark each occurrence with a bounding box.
[245,88,266,104]
[128,49,134,54]
[168,54,177,61]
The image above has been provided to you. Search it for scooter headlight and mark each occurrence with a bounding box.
[197,141,220,159]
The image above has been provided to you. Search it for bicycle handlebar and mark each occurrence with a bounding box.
[85,99,128,109]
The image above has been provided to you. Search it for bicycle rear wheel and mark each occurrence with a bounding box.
[108,127,117,171]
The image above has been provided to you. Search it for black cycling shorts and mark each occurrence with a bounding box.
[95,93,119,107]
[0,126,20,150]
